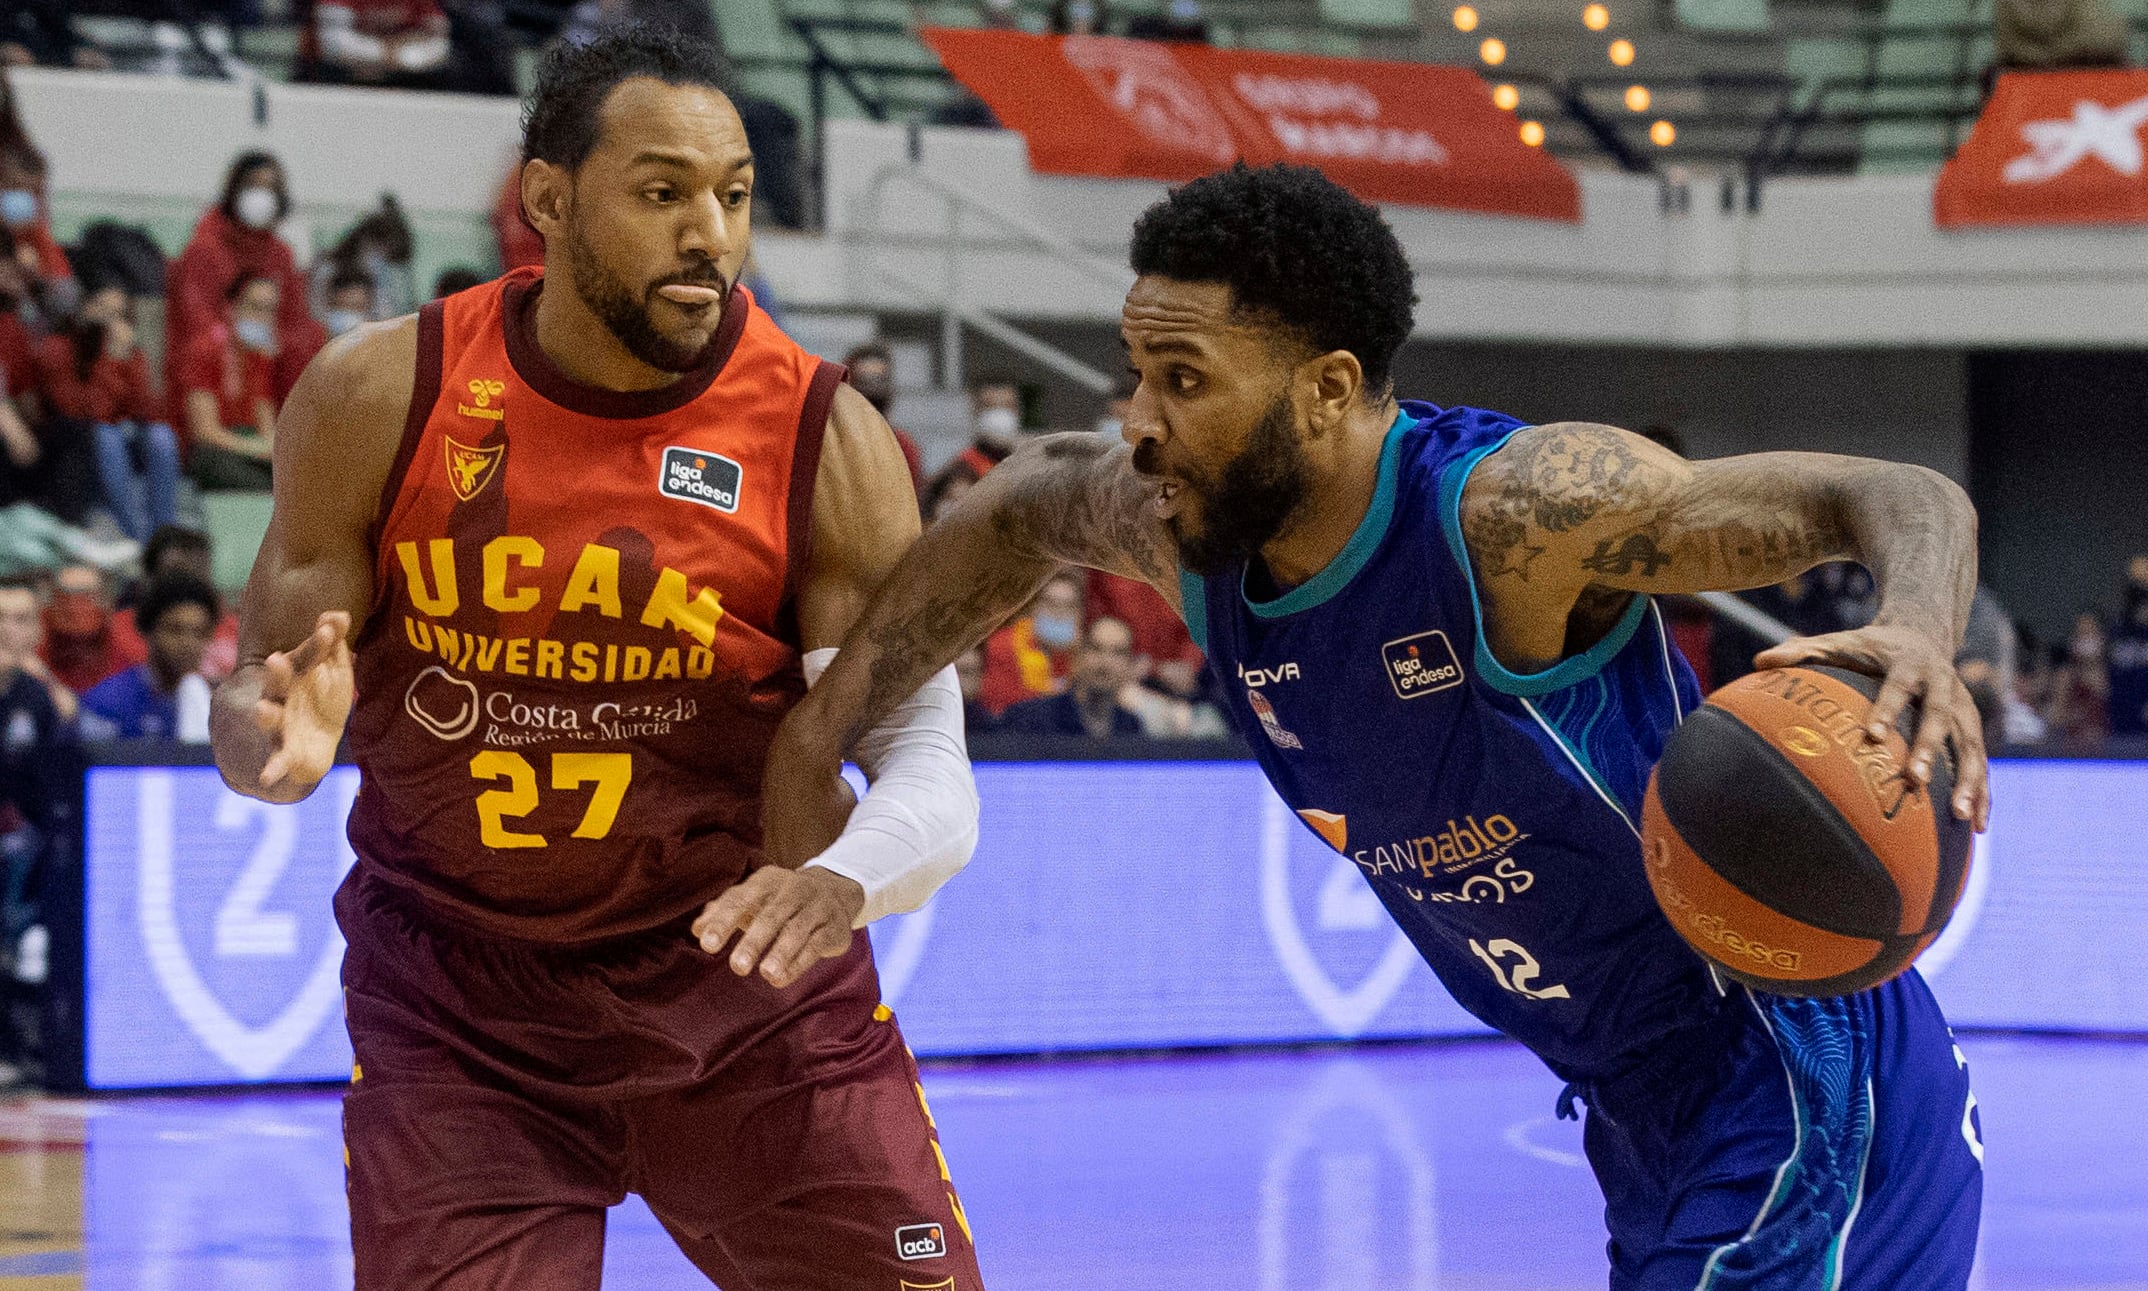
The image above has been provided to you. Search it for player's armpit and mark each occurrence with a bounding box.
[211,317,415,803]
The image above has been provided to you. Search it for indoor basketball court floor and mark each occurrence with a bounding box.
[0,1032,2141,1289]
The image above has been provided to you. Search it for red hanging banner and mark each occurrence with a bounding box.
[919,28,1581,223]
[1936,69,2148,228]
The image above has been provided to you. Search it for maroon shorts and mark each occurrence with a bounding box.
[335,869,983,1291]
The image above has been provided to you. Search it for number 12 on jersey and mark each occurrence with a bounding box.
[1469,937,1573,1001]
[470,750,632,848]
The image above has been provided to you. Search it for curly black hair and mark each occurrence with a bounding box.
[1128,162,1416,398]
[522,27,735,172]
[136,572,220,637]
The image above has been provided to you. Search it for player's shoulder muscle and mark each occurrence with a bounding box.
[275,314,421,531]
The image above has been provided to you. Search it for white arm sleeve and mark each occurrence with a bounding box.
[799,648,979,927]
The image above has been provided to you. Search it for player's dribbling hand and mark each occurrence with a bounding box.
[1755,623,1991,831]
[255,610,355,794]
[692,865,865,989]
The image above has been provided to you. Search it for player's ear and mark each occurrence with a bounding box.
[1300,349,1364,438]
[520,159,569,242]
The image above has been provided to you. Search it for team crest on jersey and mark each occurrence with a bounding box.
[1247,687,1303,750]
[659,446,743,513]
[444,436,505,502]
[456,377,506,421]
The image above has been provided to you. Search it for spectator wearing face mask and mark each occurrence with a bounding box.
[2108,555,2148,739]
[176,274,280,491]
[1001,616,1146,738]
[2045,611,2112,747]
[38,563,141,695]
[320,268,378,339]
[314,198,416,323]
[36,284,178,542]
[111,525,240,682]
[0,151,70,321]
[980,569,1084,715]
[841,342,923,496]
[80,572,217,741]
[168,152,325,405]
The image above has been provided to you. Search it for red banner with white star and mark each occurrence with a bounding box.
[920,28,1581,222]
[1936,70,2148,228]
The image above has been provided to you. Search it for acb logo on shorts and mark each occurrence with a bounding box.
[659,446,743,513]
[895,1222,948,1261]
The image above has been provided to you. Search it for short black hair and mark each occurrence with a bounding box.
[137,572,220,636]
[433,267,486,298]
[144,525,209,576]
[1128,162,1416,398]
[218,149,288,225]
[326,267,375,298]
[523,27,736,172]
[968,371,1017,395]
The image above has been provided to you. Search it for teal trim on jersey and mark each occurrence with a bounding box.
[1179,568,1208,652]
[1436,432,1650,697]
[1240,408,1413,620]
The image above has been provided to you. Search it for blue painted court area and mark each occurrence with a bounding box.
[2,1033,2141,1289]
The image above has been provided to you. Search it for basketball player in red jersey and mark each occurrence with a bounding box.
[210,30,986,1290]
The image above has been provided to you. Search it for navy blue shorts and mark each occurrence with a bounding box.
[1569,970,1982,1290]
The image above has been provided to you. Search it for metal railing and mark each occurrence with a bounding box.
[773,10,2036,191]
[850,162,1130,395]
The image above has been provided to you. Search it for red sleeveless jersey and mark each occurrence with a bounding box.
[345,268,841,941]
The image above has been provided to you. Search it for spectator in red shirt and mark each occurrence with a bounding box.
[0,152,70,313]
[111,526,240,682]
[979,568,1084,715]
[841,342,924,498]
[38,562,141,695]
[0,233,37,417]
[39,285,178,542]
[167,152,325,405]
[176,275,280,491]
[300,0,449,86]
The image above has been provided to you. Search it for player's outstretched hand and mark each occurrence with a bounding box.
[255,610,355,793]
[1755,623,1990,831]
[693,866,865,989]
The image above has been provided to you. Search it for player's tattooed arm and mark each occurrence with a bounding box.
[780,432,1178,760]
[1461,420,1989,826]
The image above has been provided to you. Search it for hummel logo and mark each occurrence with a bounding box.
[2004,94,2148,183]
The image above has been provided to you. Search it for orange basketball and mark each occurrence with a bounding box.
[1640,665,1973,997]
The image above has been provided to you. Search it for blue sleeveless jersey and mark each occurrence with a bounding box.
[1183,401,1715,1080]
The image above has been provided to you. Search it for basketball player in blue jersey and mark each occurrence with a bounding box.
[766,162,1991,1289]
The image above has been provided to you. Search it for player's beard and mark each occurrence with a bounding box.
[1170,394,1312,577]
[565,220,727,375]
